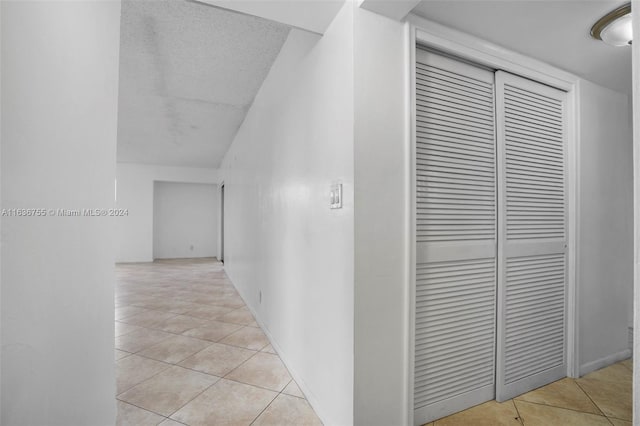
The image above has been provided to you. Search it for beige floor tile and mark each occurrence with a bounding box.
[609,418,632,426]
[253,393,322,426]
[282,380,305,398]
[182,320,243,342]
[141,299,199,315]
[118,365,218,417]
[576,378,632,421]
[116,328,174,353]
[217,307,256,325]
[155,314,210,334]
[171,379,277,426]
[116,354,170,394]
[620,358,632,372]
[261,344,277,354]
[115,259,324,425]
[116,401,165,426]
[184,304,236,321]
[115,321,142,337]
[209,295,246,310]
[514,378,601,414]
[220,326,270,350]
[115,349,131,361]
[158,420,187,426]
[514,400,610,426]
[179,342,256,376]
[582,363,632,385]
[435,400,521,426]
[121,310,179,329]
[116,306,151,321]
[137,334,212,364]
[226,352,291,392]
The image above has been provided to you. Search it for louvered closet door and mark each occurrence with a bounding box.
[495,71,568,401]
[414,49,497,425]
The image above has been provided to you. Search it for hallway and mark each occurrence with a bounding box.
[114,259,322,425]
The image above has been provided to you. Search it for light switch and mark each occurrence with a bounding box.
[330,183,342,209]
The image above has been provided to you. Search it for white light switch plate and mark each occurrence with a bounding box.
[330,183,342,209]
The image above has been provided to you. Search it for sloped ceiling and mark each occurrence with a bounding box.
[411,0,632,94]
[117,0,290,168]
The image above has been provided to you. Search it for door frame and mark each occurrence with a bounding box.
[406,14,580,425]
[220,182,225,264]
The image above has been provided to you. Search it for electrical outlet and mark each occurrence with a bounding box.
[330,183,342,209]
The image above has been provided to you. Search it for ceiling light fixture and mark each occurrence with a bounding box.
[590,2,632,46]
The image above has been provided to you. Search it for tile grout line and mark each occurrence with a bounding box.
[120,320,268,367]
[116,318,260,352]
[120,332,283,393]
[116,360,173,397]
[516,397,609,417]
[510,398,525,425]
[116,399,170,422]
[604,417,616,426]
[248,379,293,426]
[124,350,285,421]
[573,378,609,417]
[223,376,291,394]
[220,348,262,378]
[163,376,220,423]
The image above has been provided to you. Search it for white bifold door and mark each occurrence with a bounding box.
[414,49,568,425]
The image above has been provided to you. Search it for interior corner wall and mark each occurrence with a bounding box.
[631,7,640,420]
[115,163,219,263]
[353,8,409,426]
[0,3,4,419]
[578,80,634,374]
[1,2,121,424]
[153,181,219,259]
[219,3,354,425]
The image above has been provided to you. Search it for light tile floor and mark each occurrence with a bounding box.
[118,259,632,426]
[425,359,633,425]
[115,258,323,426]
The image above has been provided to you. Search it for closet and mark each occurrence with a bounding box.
[414,48,568,424]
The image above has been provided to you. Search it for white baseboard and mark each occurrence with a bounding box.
[579,349,632,377]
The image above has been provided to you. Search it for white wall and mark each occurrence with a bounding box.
[219,4,354,425]
[578,80,634,374]
[116,163,218,262]
[1,2,121,424]
[353,7,409,426]
[153,181,219,259]
[630,5,640,421]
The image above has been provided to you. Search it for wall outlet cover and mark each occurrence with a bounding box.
[330,183,342,209]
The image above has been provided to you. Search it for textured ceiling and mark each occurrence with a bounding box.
[117,0,290,168]
[411,0,632,94]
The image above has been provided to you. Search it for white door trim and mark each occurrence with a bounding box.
[405,14,580,425]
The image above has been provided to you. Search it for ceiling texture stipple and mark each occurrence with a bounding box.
[412,0,632,94]
[117,0,290,168]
